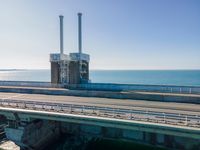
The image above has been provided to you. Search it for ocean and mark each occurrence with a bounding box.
[0,69,200,86]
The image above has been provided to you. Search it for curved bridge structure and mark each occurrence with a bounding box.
[0,91,199,150]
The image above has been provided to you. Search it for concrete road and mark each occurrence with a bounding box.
[0,92,200,116]
[1,86,200,104]
[1,85,200,97]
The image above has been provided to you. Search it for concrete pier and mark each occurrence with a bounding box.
[5,120,60,150]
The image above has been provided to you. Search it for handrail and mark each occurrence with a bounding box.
[69,83,200,94]
[0,99,199,128]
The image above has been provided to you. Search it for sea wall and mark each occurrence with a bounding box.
[0,81,62,88]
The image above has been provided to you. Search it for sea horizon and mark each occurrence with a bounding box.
[0,69,200,86]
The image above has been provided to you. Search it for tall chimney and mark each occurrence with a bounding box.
[78,13,82,54]
[59,15,64,54]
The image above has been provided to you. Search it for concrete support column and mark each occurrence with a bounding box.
[5,120,60,150]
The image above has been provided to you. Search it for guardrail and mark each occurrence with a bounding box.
[0,99,199,128]
[0,81,199,95]
[68,83,200,94]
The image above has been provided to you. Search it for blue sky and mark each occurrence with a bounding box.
[0,0,199,69]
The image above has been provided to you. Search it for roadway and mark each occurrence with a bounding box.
[0,91,200,128]
[1,85,200,97]
[0,91,200,115]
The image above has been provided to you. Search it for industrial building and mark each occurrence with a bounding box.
[50,13,90,85]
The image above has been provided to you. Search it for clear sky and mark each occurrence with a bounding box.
[0,0,199,70]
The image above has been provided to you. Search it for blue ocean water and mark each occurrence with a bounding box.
[90,70,200,86]
[0,69,200,86]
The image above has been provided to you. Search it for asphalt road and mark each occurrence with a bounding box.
[0,91,200,116]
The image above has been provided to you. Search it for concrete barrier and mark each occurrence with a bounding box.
[0,81,63,88]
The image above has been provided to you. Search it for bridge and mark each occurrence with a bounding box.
[0,84,199,150]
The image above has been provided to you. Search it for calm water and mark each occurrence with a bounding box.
[0,69,200,86]
[46,135,167,150]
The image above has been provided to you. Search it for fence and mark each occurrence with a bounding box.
[69,83,200,94]
[0,99,199,128]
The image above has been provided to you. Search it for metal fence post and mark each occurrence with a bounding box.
[113,108,115,118]
[92,107,94,114]
[189,88,192,94]
[81,106,84,113]
[130,110,133,119]
[163,113,166,123]
[185,115,188,125]
[70,105,72,113]
[146,110,149,121]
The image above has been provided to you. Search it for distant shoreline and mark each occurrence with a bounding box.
[0,69,200,71]
[0,69,27,71]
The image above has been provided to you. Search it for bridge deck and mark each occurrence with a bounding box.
[0,91,200,129]
[0,91,199,115]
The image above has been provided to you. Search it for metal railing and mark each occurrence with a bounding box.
[70,83,200,94]
[0,99,200,128]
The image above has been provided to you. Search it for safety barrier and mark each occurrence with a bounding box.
[0,99,199,128]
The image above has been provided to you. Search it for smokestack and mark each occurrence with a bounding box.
[59,15,64,54]
[78,13,82,54]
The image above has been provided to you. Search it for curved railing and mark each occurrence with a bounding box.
[0,99,199,128]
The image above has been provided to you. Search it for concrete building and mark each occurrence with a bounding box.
[69,13,90,84]
[50,53,69,84]
[50,13,90,85]
[69,53,89,84]
[50,15,70,84]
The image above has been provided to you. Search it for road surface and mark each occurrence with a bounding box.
[0,91,200,128]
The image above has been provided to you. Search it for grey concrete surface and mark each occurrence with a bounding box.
[0,86,200,104]
[0,91,200,115]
